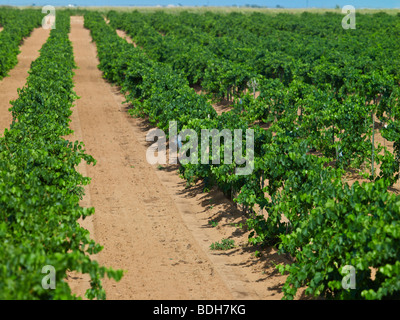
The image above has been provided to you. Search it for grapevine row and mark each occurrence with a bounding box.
[0,8,43,80]
[109,10,400,183]
[0,11,122,300]
[86,11,400,299]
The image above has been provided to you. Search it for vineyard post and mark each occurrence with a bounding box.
[371,98,377,178]
[233,186,237,208]
[336,143,338,163]
[247,79,257,99]
[260,172,264,215]
[332,125,335,149]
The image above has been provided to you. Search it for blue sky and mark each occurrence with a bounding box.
[0,0,399,8]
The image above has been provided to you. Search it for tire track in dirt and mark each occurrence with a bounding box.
[0,27,50,135]
[67,16,245,300]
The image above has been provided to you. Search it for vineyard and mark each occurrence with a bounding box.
[1,7,400,300]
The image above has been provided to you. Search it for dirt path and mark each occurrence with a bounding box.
[116,29,137,47]
[0,27,50,135]
[67,16,283,300]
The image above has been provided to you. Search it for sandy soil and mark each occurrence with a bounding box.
[116,29,137,47]
[0,27,50,135]
[67,16,293,300]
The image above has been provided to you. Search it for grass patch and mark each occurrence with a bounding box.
[210,238,235,250]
